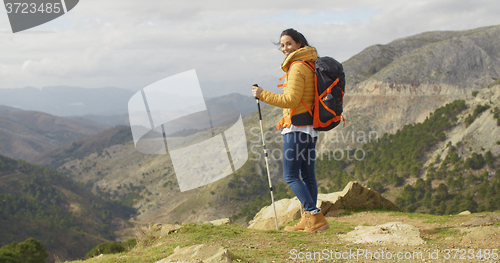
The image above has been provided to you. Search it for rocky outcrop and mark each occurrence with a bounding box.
[339,222,425,246]
[462,213,500,227]
[248,197,302,230]
[204,218,232,226]
[248,181,400,230]
[318,181,401,212]
[155,244,231,263]
[160,224,183,236]
[344,25,500,93]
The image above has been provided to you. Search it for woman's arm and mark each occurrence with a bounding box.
[258,63,307,109]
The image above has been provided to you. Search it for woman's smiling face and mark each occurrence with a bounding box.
[280,35,301,57]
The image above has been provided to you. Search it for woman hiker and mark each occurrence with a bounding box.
[252,28,329,232]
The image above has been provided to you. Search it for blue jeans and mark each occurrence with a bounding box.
[282,132,318,212]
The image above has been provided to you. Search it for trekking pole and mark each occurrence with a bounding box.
[254,84,279,231]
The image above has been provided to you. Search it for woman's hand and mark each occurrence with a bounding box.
[252,85,263,99]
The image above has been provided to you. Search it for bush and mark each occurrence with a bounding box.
[84,241,125,259]
[465,104,491,127]
[0,238,48,263]
[464,153,486,170]
[472,91,479,97]
[485,151,494,168]
[367,180,384,193]
[494,107,500,126]
[121,239,137,250]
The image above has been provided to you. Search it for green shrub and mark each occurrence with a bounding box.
[464,153,486,170]
[465,104,491,127]
[121,239,137,250]
[367,180,384,193]
[85,241,125,259]
[0,238,48,263]
[485,151,494,168]
[472,91,479,97]
[493,107,500,126]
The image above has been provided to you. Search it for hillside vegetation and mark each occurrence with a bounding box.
[0,155,136,261]
[0,105,106,162]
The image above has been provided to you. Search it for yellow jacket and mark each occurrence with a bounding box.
[260,46,318,128]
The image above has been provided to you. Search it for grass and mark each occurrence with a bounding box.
[421,226,466,246]
[427,226,460,237]
[385,211,455,224]
[67,219,355,263]
[67,211,499,263]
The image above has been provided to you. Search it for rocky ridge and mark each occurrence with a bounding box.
[248,181,400,231]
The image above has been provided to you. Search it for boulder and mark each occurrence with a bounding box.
[248,197,302,230]
[458,210,471,215]
[205,218,232,226]
[319,181,401,212]
[155,244,231,263]
[248,181,400,230]
[462,213,500,227]
[339,222,425,246]
[151,223,163,231]
[161,224,182,236]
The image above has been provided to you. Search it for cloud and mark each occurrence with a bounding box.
[0,0,500,96]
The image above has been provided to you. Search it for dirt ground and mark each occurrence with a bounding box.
[316,211,500,263]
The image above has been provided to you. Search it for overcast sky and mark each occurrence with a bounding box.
[1,0,500,97]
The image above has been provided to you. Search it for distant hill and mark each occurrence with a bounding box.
[344,25,500,95]
[31,93,258,167]
[318,24,500,154]
[0,91,258,167]
[70,114,130,128]
[0,154,136,262]
[205,92,260,118]
[0,106,106,162]
[0,85,257,125]
[32,125,132,168]
[0,86,134,117]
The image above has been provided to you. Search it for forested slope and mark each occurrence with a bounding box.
[0,155,136,261]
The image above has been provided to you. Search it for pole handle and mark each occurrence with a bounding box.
[253,84,259,100]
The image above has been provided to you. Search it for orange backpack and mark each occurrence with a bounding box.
[276,57,345,131]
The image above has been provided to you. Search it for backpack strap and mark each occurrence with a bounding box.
[319,78,341,101]
[290,60,315,117]
[276,108,296,129]
[277,73,287,88]
[275,61,314,129]
[300,61,315,72]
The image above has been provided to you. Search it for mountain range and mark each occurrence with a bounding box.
[0,86,134,117]
[0,105,106,161]
[0,24,499,262]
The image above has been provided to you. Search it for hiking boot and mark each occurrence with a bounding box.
[284,212,306,231]
[303,211,329,232]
